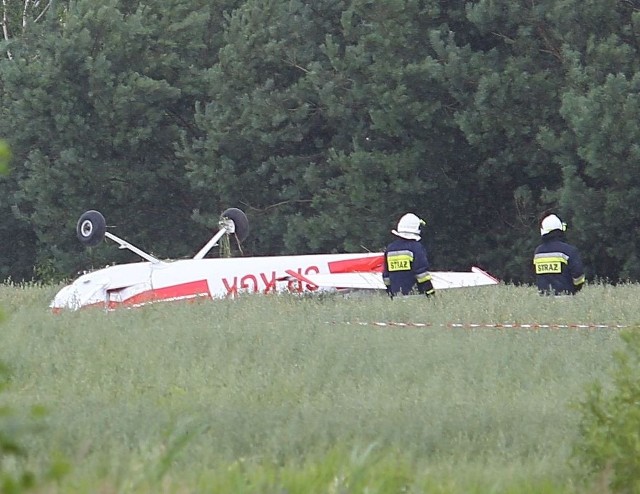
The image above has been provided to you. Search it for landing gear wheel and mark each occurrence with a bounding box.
[76,210,107,247]
[220,208,249,243]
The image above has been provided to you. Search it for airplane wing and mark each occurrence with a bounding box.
[284,266,499,291]
[430,267,500,289]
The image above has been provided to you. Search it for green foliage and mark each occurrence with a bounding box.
[574,329,640,493]
[559,73,640,280]
[0,139,10,175]
[33,258,69,285]
[0,139,38,282]
[0,0,68,41]
[183,0,352,255]
[3,0,640,284]
[0,140,38,282]
[182,0,490,266]
[0,0,241,279]
[451,0,572,281]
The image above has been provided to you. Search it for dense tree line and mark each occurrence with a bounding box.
[1,0,639,284]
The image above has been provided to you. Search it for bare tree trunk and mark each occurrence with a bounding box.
[1,0,55,59]
[1,0,13,59]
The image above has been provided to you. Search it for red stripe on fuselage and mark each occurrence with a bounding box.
[327,255,384,273]
[118,279,211,308]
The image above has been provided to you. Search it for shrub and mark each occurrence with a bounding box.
[574,329,640,493]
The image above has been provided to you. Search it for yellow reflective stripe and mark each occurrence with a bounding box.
[533,256,568,265]
[534,251,569,261]
[388,249,414,258]
[573,275,585,286]
[416,273,432,283]
[382,273,391,286]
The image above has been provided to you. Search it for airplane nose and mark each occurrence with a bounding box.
[50,276,110,311]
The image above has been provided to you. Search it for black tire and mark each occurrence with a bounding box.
[76,210,107,247]
[220,208,249,243]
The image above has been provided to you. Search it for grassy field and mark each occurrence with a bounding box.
[0,282,637,493]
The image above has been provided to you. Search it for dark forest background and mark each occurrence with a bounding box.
[1,0,639,284]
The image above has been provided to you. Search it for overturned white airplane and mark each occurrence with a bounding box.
[50,209,499,311]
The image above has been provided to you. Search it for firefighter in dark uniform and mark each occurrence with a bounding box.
[533,214,585,295]
[383,213,435,297]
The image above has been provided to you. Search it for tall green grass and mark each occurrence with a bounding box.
[0,282,637,493]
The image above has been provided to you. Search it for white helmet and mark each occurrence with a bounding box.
[392,213,425,240]
[540,214,567,236]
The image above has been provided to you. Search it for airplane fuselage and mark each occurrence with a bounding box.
[50,252,385,311]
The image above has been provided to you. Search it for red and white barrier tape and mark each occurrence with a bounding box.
[327,321,629,329]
